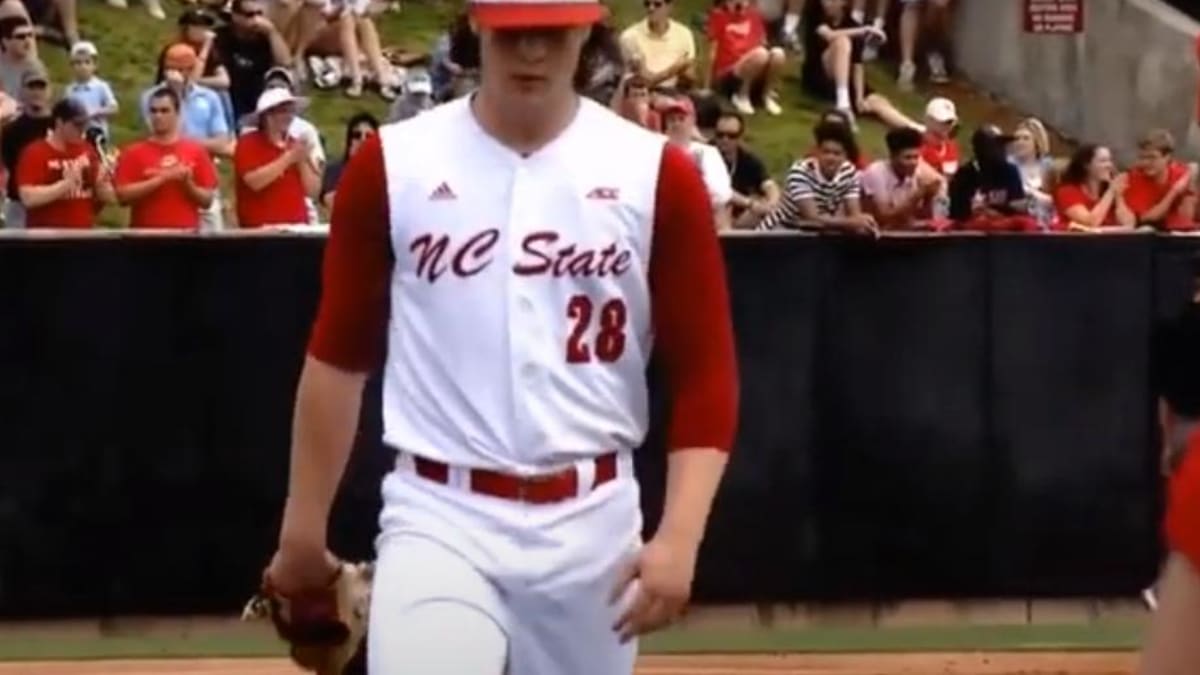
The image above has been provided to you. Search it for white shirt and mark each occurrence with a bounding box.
[685,141,733,210]
[377,98,666,471]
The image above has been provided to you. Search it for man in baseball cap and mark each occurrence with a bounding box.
[264,0,736,672]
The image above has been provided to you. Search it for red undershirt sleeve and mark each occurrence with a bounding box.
[1167,429,1200,568]
[649,143,740,453]
[306,133,393,373]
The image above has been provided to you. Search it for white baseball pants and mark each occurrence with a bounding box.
[367,453,642,675]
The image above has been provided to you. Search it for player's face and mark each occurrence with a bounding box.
[479,25,590,101]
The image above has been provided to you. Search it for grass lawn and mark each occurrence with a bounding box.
[0,620,1145,661]
[40,0,1029,226]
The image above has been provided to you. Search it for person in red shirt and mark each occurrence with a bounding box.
[1051,144,1134,232]
[114,87,219,229]
[16,98,113,229]
[233,87,319,228]
[706,0,786,116]
[1125,129,1197,231]
[919,96,960,177]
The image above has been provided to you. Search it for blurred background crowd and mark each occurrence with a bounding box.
[0,0,1194,233]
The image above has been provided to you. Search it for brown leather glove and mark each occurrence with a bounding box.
[242,560,374,675]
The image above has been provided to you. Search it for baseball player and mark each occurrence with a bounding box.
[262,0,740,671]
[1141,436,1200,674]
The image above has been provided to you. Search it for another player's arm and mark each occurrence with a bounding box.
[649,143,739,555]
[1141,444,1200,674]
[276,135,391,568]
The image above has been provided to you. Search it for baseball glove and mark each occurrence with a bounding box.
[241,560,374,675]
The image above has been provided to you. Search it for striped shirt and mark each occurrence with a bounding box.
[759,157,860,230]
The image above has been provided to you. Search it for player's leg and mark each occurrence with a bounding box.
[505,471,643,675]
[507,561,640,675]
[1140,554,1200,674]
[368,532,510,674]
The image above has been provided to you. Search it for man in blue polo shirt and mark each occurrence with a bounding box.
[140,42,233,159]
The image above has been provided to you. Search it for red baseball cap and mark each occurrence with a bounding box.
[470,0,608,29]
[661,97,695,118]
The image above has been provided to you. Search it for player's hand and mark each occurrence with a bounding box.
[265,544,342,597]
[610,535,698,643]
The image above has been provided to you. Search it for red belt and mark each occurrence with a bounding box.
[408,452,620,505]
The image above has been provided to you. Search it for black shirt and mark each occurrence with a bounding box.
[722,147,769,204]
[948,160,1027,221]
[215,25,274,120]
[801,13,864,92]
[723,147,771,217]
[2,113,53,200]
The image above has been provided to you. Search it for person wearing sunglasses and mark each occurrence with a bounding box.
[319,111,376,211]
[619,0,696,96]
[0,16,39,98]
[214,0,290,121]
[15,97,114,229]
[713,110,778,229]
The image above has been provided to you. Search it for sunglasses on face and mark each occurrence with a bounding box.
[715,131,740,139]
[10,31,33,41]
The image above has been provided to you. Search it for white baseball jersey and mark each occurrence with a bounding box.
[376,98,667,472]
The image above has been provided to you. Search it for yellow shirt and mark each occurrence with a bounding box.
[619,18,697,89]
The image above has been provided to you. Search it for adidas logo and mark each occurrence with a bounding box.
[429,182,456,200]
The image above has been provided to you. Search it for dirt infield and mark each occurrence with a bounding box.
[0,653,1139,674]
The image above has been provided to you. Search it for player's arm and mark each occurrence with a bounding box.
[1141,554,1200,675]
[1142,436,1200,674]
[276,134,391,566]
[649,143,739,550]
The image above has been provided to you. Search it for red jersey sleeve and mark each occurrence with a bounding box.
[306,133,393,373]
[1167,429,1200,569]
[649,143,739,452]
[15,141,48,190]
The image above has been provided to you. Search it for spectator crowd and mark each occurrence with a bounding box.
[0,0,1195,232]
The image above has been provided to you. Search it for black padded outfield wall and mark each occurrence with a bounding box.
[0,232,1194,618]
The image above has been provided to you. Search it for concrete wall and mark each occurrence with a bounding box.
[954,0,1200,161]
